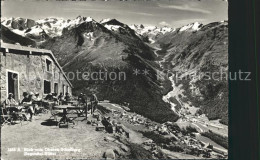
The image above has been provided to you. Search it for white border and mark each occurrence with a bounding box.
[6,69,20,100]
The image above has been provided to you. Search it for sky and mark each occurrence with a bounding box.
[1,0,228,28]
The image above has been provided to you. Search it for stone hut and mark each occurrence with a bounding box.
[0,43,72,102]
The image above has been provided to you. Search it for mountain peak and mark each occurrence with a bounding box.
[129,24,174,35]
[76,16,93,22]
[100,18,112,24]
[179,22,203,32]
[101,18,125,27]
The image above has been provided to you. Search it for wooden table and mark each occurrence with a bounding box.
[69,102,92,120]
[54,101,94,123]
[54,105,78,127]
[5,105,24,116]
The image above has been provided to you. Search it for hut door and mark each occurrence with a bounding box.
[44,80,51,94]
[7,72,19,101]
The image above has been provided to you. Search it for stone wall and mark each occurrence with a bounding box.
[0,50,71,102]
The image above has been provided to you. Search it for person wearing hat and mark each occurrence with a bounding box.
[4,93,17,107]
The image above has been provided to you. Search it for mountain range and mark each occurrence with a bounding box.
[1,16,228,124]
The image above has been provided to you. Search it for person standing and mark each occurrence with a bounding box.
[44,93,53,101]
[64,92,71,102]
[91,93,98,113]
[78,93,86,104]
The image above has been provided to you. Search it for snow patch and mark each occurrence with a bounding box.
[83,32,94,40]
[179,22,202,32]
[130,24,174,35]
[104,24,121,31]
[100,18,111,24]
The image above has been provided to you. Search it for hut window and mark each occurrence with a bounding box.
[46,59,52,72]
[63,84,66,95]
[67,86,69,94]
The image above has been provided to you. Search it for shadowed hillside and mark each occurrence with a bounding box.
[156,21,228,124]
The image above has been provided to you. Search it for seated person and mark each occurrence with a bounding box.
[58,93,64,101]
[78,93,86,104]
[64,92,71,102]
[57,92,64,105]
[30,92,40,115]
[4,93,18,106]
[21,92,35,121]
[33,92,42,101]
[32,92,43,113]
[3,93,19,113]
[44,93,53,101]
[52,93,58,104]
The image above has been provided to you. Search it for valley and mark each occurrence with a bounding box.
[151,43,228,157]
[98,101,228,159]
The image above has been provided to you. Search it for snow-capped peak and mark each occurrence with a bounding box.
[85,17,93,22]
[179,22,202,32]
[1,16,97,39]
[100,19,127,31]
[100,18,111,24]
[129,24,175,44]
[129,24,174,35]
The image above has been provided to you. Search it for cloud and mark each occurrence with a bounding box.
[64,8,153,16]
[172,18,206,28]
[174,18,206,24]
[64,8,109,12]
[127,12,153,16]
[159,4,211,14]
[159,21,170,26]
